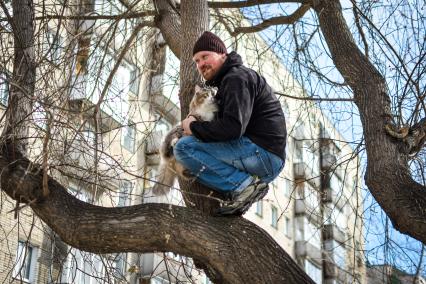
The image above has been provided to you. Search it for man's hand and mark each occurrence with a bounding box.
[182,116,197,136]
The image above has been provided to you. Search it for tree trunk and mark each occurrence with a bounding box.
[0,0,315,282]
[2,0,36,154]
[313,0,426,243]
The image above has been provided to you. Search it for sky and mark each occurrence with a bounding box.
[238,0,425,276]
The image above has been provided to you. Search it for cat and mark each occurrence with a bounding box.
[152,85,218,195]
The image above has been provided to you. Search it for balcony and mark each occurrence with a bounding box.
[324,261,338,279]
[295,241,322,264]
[293,162,320,187]
[295,200,321,224]
[295,199,307,215]
[324,240,346,279]
[323,187,346,209]
[324,262,349,283]
[63,139,119,189]
[68,75,124,132]
[323,224,345,243]
[321,153,337,170]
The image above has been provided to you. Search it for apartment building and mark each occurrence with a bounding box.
[367,265,426,284]
[0,1,365,283]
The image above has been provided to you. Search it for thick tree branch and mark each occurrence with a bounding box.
[0,0,316,281]
[314,0,426,243]
[0,146,314,284]
[232,4,310,36]
[152,0,182,58]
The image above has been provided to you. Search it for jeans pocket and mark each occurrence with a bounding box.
[232,150,271,179]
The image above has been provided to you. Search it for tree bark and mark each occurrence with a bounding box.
[0,0,315,283]
[0,148,314,283]
[153,0,229,215]
[2,0,36,154]
[152,0,181,59]
[313,0,426,243]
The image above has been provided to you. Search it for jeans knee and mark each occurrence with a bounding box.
[173,136,195,162]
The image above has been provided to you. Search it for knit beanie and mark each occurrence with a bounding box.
[192,31,227,55]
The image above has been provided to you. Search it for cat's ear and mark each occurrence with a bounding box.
[194,85,202,93]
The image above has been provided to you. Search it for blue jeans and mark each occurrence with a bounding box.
[173,136,285,192]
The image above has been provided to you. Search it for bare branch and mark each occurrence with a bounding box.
[207,0,312,9]
[351,2,369,59]
[275,91,354,102]
[232,4,310,36]
[29,11,157,21]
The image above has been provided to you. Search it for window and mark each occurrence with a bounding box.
[284,217,291,238]
[281,100,290,120]
[271,205,278,229]
[68,184,89,202]
[294,140,303,162]
[296,217,321,249]
[118,180,132,207]
[111,253,126,279]
[255,200,263,217]
[46,31,63,63]
[13,241,37,282]
[304,183,319,210]
[154,113,172,134]
[152,276,171,284]
[122,122,136,152]
[325,240,346,268]
[284,178,292,197]
[86,50,130,123]
[33,102,47,130]
[61,250,105,283]
[335,206,347,231]
[0,72,9,106]
[129,66,140,94]
[305,260,322,284]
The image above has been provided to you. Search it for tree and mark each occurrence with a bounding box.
[0,0,424,283]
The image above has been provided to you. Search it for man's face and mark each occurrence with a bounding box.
[193,51,226,81]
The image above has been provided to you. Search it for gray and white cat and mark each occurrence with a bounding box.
[152,85,218,195]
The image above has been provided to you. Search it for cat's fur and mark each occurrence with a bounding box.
[152,85,218,195]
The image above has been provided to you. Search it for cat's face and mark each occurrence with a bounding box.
[190,86,217,110]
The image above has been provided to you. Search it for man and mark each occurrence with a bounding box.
[174,31,287,216]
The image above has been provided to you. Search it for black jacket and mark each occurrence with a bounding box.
[190,51,287,160]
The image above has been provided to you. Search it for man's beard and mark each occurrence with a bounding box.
[201,66,213,79]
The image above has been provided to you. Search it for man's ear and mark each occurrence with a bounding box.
[194,85,202,93]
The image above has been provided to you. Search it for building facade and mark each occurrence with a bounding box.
[0,1,365,283]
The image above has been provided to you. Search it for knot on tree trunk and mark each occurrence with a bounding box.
[0,141,47,205]
[384,117,426,156]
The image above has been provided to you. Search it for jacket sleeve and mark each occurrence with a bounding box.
[189,74,255,142]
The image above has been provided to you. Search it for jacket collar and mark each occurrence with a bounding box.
[206,51,243,87]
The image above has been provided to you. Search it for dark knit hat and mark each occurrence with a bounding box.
[192,31,227,55]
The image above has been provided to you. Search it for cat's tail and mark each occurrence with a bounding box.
[152,162,176,196]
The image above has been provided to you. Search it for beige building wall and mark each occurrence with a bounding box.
[0,1,365,284]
